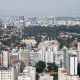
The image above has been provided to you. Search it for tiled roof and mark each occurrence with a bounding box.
[43,72,58,75]
[60,70,67,72]
[65,74,73,77]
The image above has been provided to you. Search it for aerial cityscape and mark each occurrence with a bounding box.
[0,0,80,80]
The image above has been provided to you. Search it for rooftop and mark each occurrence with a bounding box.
[43,72,58,75]
[65,74,73,77]
[60,69,67,72]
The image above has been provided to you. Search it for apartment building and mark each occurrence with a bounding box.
[18,66,36,80]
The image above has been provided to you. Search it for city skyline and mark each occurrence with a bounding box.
[0,0,80,16]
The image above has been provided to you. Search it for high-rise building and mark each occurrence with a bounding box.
[18,66,36,80]
[0,21,2,27]
[45,49,54,64]
[78,42,80,63]
[70,54,78,75]
[67,50,78,75]
[19,16,24,28]
[26,43,32,52]
[30,51,38,66]
[18,16,24,38]
[62,46,68,68]
[19,49,30,66]
[0,42,1,54]
[9,49,19,64]
[38,50,45,62]
[55,52,61,67]
[1,51,9,68]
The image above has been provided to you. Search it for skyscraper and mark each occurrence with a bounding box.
[70,54,77,75]
[67,51,78,75]
[62,46,68,68]
[78,42,80,63]
[18,16,24,38]
[19,16,24,28]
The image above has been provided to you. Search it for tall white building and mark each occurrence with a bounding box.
[58,67,80,80]
[30,51,38,66]
[18,66,36,80]
[70,54,78,75]
[78,42,80,63]
[38,50,45,62]
[45,49,54,64]
[67,50,78,75]
[62,46,68,68]
[1,51,9,68]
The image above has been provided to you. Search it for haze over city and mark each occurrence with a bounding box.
[0,0,80,16]
[1,0,80,80]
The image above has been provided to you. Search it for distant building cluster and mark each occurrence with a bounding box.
[0,15,80,28]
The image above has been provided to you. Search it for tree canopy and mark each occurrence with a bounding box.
[35,61,46,73]
[47,63,58,72]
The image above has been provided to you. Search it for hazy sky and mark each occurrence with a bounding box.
[0,0,80,16]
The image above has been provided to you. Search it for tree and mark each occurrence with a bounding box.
[36,74,40,80]
[22,62,26,71]
[47,63,58,72]
[35,61,46,73]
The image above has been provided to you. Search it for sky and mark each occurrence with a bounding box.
[0,0,80,16]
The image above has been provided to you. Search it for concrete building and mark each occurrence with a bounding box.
[62,46,68,68]
[55,51,62,67]
[45,49,54,64]
[39,74,54,80]
[18,66,36,80]
[38,39,60,52]
[70,54,78,75]
[58,68,80,80]
[38,39,60,64]
[26,43,32,52]
[0,67,15,80]
[0,21,2,27]
[19,49,30,66]
[0,61,20,80]
[9,49,19,64]
[30,51,38,66]
[1,51,9,68]
[19,16,24,28]
[25,22,30,27]
[0,42,1,54]
[67,50,78,75]
[37,50,45,62]
[78,42,80,63]
[0,55,1,66]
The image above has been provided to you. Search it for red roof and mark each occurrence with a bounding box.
[65,74,73,77]
[77,77,80,79]
[60,70,67,72]
[40,41,45,43]
[43,72,58,75]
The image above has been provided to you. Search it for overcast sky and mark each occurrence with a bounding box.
[0,0,80,16]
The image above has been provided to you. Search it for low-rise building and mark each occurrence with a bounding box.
[39,74,54,80]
